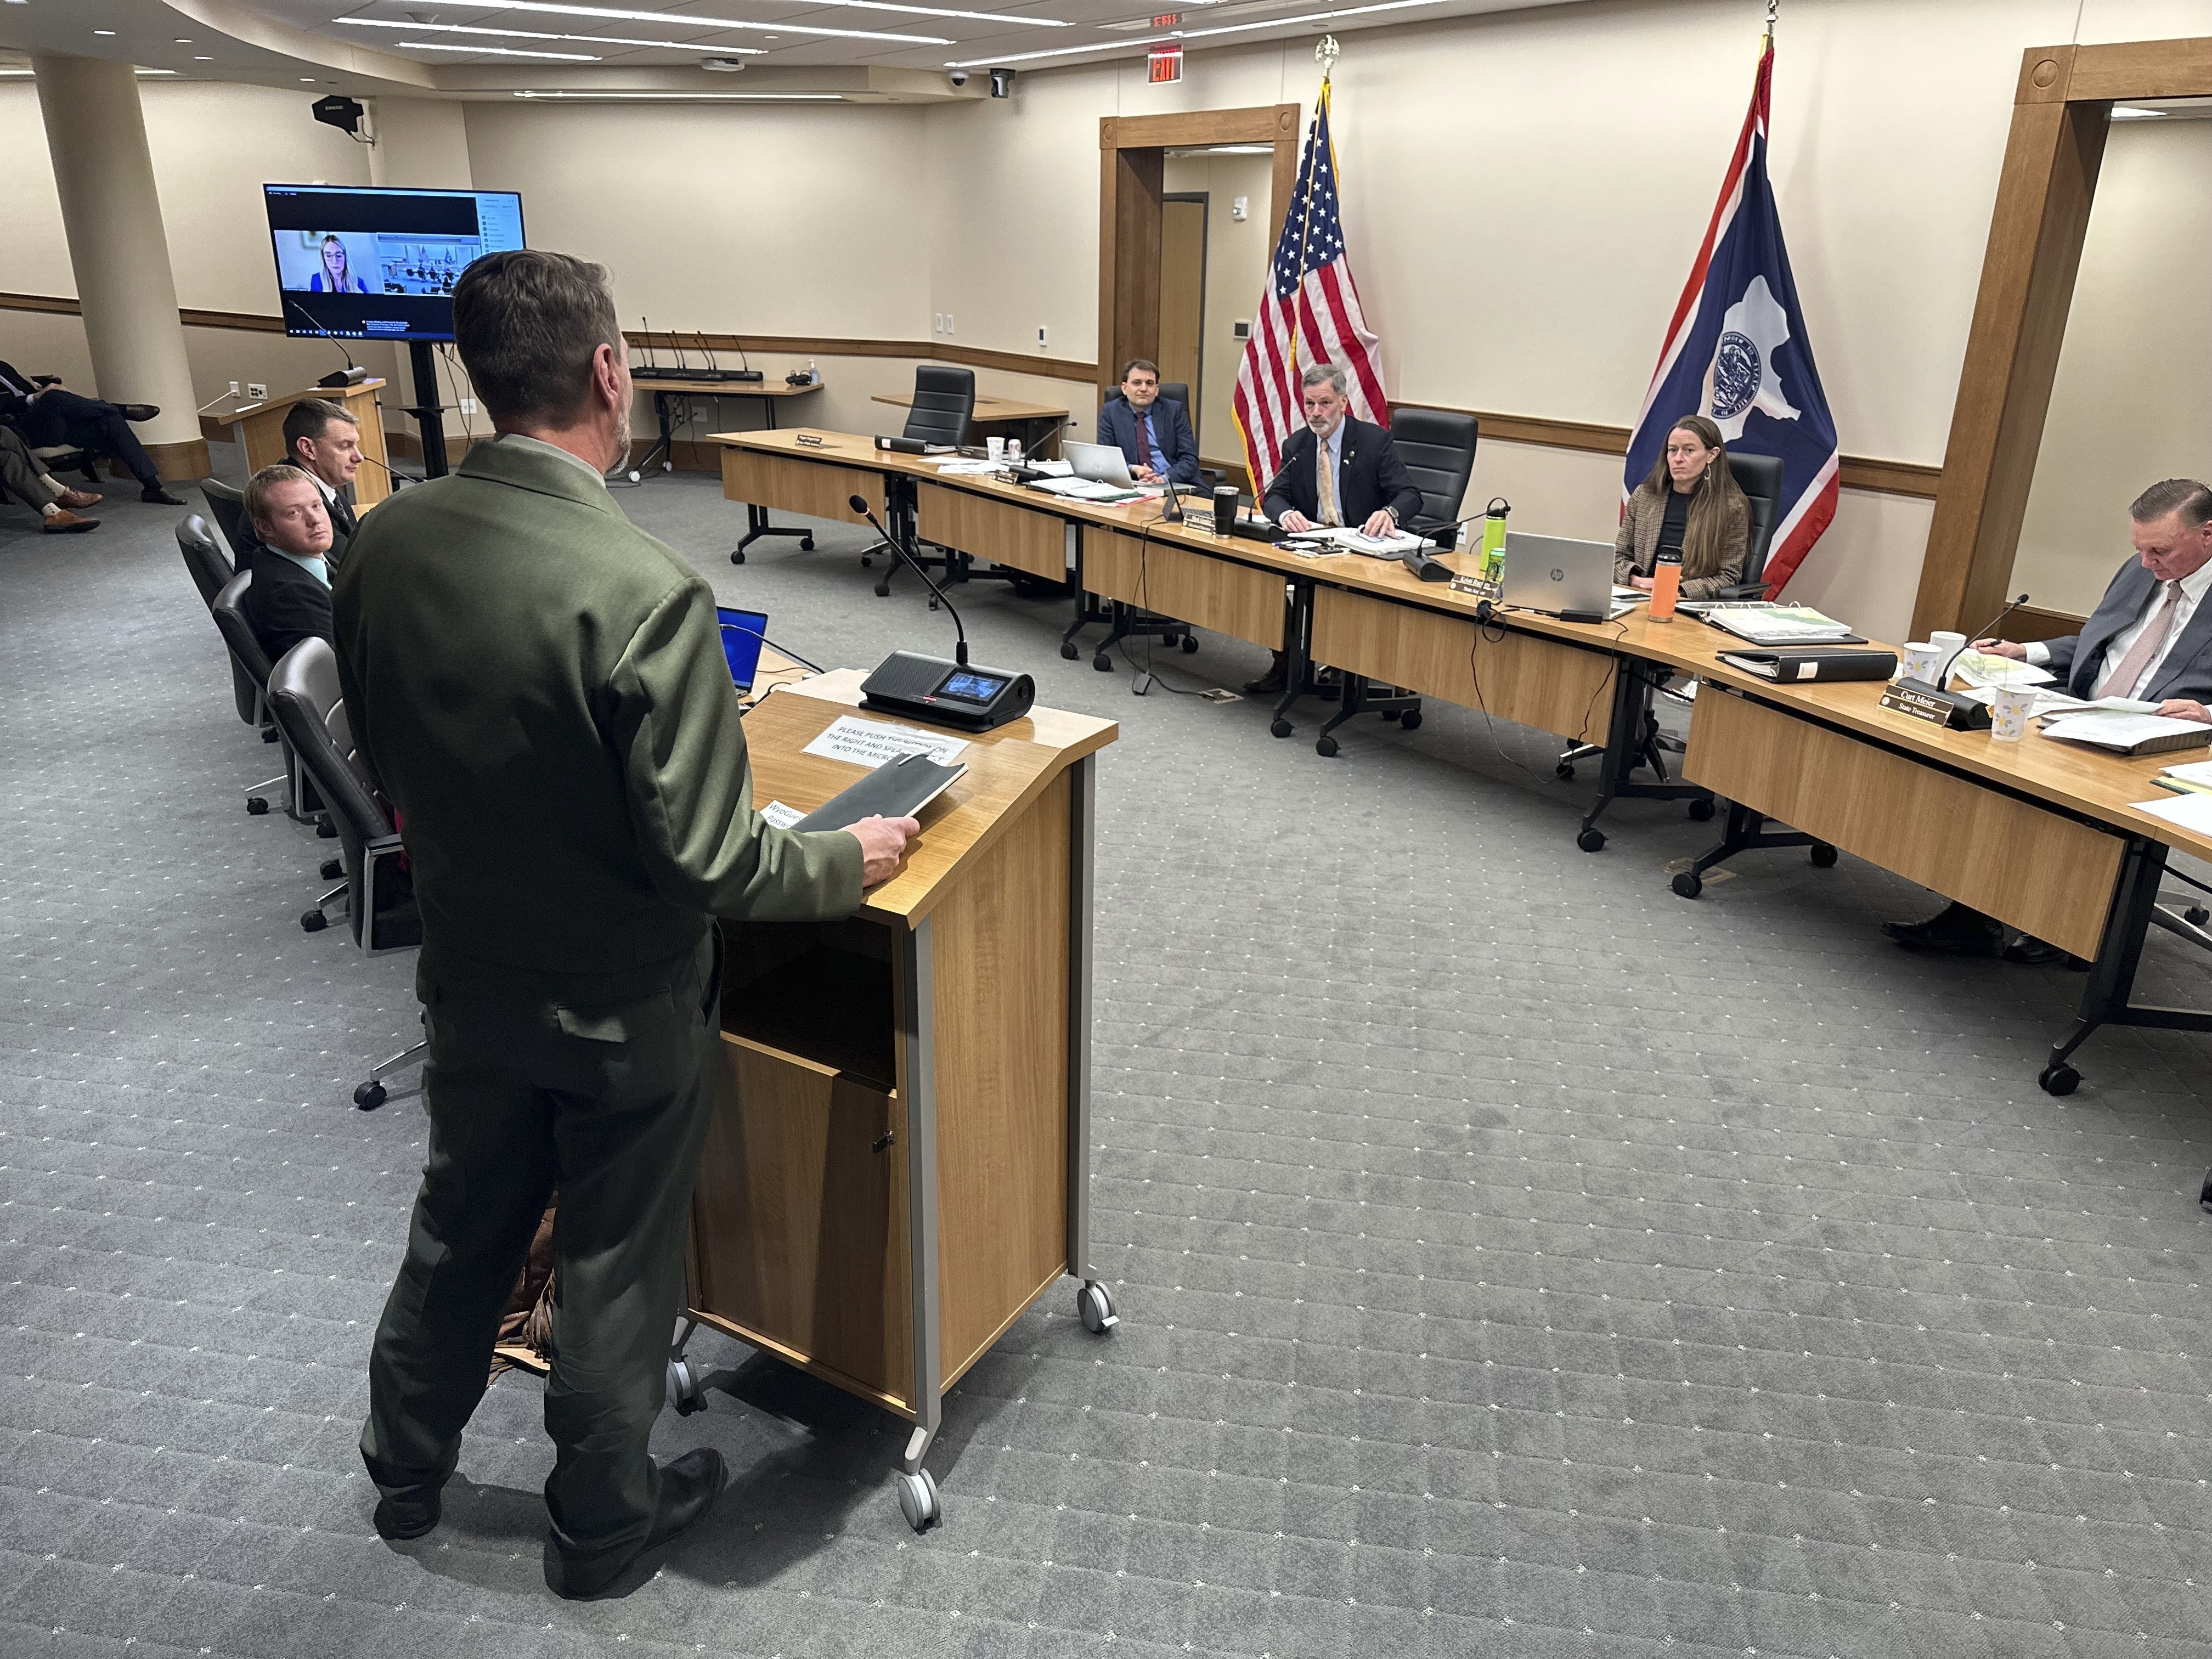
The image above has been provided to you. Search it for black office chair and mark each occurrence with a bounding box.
[267,639,424,1111]
[210,570,321,822]
[200,478,249,558]
[868,366,978,596]
[178,514,268,744]
[1309,408,1481,757]
[1723,450,1784,599]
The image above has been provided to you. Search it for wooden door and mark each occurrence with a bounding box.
[1157,195,1207,442]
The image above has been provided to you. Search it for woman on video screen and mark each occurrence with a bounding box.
[309,235,370,295]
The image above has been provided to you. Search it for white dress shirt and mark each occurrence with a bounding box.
[2024,558,2212,697]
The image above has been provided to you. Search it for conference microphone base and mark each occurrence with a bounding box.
[317,365,371,388]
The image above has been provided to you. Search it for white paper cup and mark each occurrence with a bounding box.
[1898,644,1940,683]
[986,436,1005,461]
[1928,630,1968,684]
[1990,685,2035,741]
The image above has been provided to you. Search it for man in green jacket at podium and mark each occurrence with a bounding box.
[333,249,915,1599]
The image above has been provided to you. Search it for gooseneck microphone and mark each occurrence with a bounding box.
[285,298,365,384]
[1967,591,2032,646]
[849,494,970,667]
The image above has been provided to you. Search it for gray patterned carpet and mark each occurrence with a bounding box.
[5,455,2212,1658]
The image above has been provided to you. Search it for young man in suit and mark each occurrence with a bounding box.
[0,424,101,533]
[1097,358,1200,487]
[1888,478,2212,962]
[232,400,365,571]
[335,250,914,1598]
[239,464,336,664]
[1245,362,1424,693]
[0,359,182,505]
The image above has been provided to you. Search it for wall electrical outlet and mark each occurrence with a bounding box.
[944,313,953,335]
[1037,324,1049,349]
[460,398,478,415]
[227,380,241,398]
[247,382,268,400]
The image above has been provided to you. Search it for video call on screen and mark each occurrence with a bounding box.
[267,186,525,342]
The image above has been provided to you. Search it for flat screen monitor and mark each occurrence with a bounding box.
[716,607,769,692]
[264,183,526,343]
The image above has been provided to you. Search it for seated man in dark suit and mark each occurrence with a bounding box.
[1245,362,1424,692]
[232,399,365,571]
[1096,358,1199,487]
[1888,477,2212,962]
[239,463,336,665]
[0,359,182,506]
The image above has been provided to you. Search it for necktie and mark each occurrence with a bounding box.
[1141,413,1166,478]
[2098,580,2182,698]
[1316,437,1341,527]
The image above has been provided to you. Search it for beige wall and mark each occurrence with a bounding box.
[2013,115,2212,618]
[1160,150,1276,464]
[11,0,2212,635]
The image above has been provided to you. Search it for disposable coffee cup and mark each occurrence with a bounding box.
[1213,486,1239,536]
[1898,643,1939,682]
[986,436,1005,462]
[1990,685,2036,741]
[1928,630,1968,685]
[1006,437,1024,462]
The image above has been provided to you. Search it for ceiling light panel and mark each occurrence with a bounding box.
[360,0,1066,33]
[336,19,765,54]
[945,0,1452,65]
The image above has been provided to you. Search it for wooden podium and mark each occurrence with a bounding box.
[217,379,393,507]
[670,672,1119,1530]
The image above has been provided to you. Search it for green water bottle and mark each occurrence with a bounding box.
[1476,498,1509,592]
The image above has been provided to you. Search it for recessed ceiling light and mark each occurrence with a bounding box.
[395,41,601,58]
[173,38,193,44]
[194,55,213,61]
[93,29,116,35]
[337,19,762,54]
[513,89,844,100]
[300,77,317,82]
[431,0,1057,36]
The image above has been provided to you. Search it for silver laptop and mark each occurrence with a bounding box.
[1502,532,1615,617]
[1064,439,1137,488]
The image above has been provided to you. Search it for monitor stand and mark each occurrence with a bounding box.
[403,338,451,480]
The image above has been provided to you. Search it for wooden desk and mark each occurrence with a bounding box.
[674,672,1119,1530]
[217,379,392,507]
[873,392,1071,458]
[631,377,823,494]
[707,426,2212,1091]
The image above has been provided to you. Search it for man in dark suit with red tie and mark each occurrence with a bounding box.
[1096,359,1200,487]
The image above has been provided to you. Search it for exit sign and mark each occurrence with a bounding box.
[1148,41,1183,82]
[1151,12,1181,25]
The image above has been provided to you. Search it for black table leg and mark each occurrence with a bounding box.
[2039,837,2212,1095]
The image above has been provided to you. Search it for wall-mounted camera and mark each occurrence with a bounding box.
[988,67,1015,98]
[947,68,969,87]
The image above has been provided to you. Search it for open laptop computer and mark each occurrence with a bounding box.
[1063,439,1138,488]
[1502,532,1615,619]
[716,606,769,692]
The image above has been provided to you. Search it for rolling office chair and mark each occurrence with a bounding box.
[1559,448,1790,848]
[200,478,249,557]
[868,365,977,596]
[1312,408,1481,757]
[1064,381,1215,670]
[208,569,321,823]
[267,639,424,1111]
[178,513,272,753]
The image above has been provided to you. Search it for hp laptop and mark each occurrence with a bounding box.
[1502,533,1615,618]
[716,606,769,692]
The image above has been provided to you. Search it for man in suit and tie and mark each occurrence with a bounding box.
[1887,477,2212,962]
[1244,362,1423,693]
[1096,359,1200,487]
[239,464,336,665]
[335,249,914,1598]
[231,399,365,570]
[0,359,182,506]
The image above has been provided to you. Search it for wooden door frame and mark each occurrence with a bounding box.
[1097,105,1299,405]
[1913,36,2212,640]
[1158,191,1211,430]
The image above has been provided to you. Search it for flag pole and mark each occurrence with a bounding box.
[1286,36,1338,374]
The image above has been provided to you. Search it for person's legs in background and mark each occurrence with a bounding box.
[0,425,99,532]
[27,388,180,503]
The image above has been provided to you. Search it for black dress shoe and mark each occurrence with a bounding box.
[373,1487,442,1541]
[119,403,160,423]
[2001,934,2084,968]
[1882,902,2002,956]
[552,1448,726,1600]
[140,487,185,506]
[1242,656,1288,696]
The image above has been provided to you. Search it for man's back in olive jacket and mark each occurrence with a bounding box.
[334,432,864,1584]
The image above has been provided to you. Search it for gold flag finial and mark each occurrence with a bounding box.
[1314,33,1340,76]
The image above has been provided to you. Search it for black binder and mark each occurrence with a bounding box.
[790,752,966,833]
[1717,647,1899,683]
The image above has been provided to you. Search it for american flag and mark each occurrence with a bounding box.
[1232,79,1386,491]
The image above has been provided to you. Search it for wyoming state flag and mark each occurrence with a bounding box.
[1626,40,1839,595]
